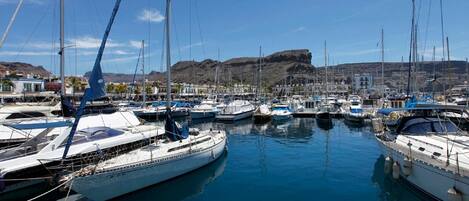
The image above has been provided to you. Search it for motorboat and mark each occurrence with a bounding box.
[253,104,271,124]
[271,104,292,121]
[190,100,219,119]
[216,100,255,121]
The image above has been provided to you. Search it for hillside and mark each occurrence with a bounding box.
[0,62,51,78]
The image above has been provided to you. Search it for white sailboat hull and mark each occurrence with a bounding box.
[72,138,227,201]
[216,110,253,121]
[378,141,469,201]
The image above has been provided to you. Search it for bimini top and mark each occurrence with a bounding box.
[59,127,125,147]
[396,116,459,135]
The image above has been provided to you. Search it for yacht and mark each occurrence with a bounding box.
[0,105,65,148]
[216,100,255,121]
[271,104,292,121]
[253,104,271,124]
[316,104,333,130]
[134,102,190,121]
[0,111,161,195]
[376,109,469,201]
[343,96,366,125]
[190,100,219,119]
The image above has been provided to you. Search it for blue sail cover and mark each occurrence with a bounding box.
[165,108,189,141]
[60,95,76,117]
[61,0,121,160]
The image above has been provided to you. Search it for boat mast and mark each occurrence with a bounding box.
[165,0,172,109]
[256,46,262,101]
[60,0,66,96]
[324,40,328,100]
[215,48,219,98]
[406,0,415,96]
[0,0,24,48]
[381,28,384,99]
[142,40,146,107]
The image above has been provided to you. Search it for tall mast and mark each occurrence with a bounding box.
[215,48,219,96]
[60,0,65,96]
[432,46,436,100]
[165,0,172,109]
[142,40,146,107]
[256,46,262,100]
[446,37,451,97]
[406,0,415,96]
[324,40,328,99]
[381,28,384,98]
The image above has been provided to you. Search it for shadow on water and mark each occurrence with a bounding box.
[316,118,334,130]
[371,155,432,201]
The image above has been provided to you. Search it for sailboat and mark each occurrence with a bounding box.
[65,1,227,200]
[0,1,165,197]
[316,41,333,130]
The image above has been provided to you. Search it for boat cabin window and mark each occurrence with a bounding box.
[59,127,124,147]
[6,111,46,119]
[351,102,360,106]
[401,120,459,134]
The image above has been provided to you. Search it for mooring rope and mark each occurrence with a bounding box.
[27,177,72,201]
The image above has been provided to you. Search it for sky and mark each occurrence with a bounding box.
[0,0,468,76]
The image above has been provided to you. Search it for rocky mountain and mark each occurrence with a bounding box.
[0,62,51,78]
[91,49,315,87]
[82,48,469,90]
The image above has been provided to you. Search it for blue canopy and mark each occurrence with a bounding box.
[5,120,72,130]
[377,108,398,115]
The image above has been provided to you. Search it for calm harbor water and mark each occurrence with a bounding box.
[23,118,432,201]
[116,118,429,201]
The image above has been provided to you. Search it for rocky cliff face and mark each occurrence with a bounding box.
[0,62,51,78]
[93,49,315,87]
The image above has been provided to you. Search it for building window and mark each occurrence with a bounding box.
[24,83,32,92]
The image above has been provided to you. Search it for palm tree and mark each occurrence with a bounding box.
[1,79,15,92]
[106,83,115,93]
[68,77,82,97]
[115,83,127,97]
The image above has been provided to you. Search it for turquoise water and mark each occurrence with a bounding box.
[9,118,433,201]
[113,118,429,201]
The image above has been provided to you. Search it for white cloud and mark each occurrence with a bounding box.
[291,26,306,33]
[69,36,124,49]
[138,9,165,23]
[111,50,132,55]
[181,42,203,50]
[129,40,142,48]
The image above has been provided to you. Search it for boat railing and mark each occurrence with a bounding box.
[391,137,469,176]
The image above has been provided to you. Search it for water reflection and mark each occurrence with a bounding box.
[114,151,228,201]
[371,155,430,201]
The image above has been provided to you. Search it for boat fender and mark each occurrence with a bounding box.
[384,156,393,174]
[448,187,463,201]
[0,174,4,192]
[402,157,412,176]
[392,162,400,179]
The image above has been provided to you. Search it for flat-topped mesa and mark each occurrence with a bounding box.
[264,49,312,64]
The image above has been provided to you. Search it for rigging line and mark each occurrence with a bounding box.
[147,0,152,76]
[50,0,58,76]
[0,0,24,48]
[422,0,432,58]
[12,1,52,62]
[193,0,206,58]
[171,5,183,62]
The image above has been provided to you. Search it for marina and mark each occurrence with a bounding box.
[1,0,469,200]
